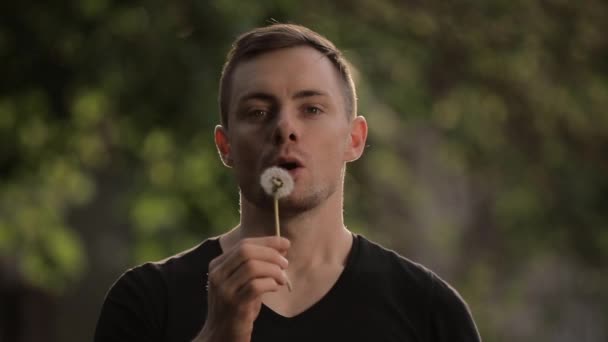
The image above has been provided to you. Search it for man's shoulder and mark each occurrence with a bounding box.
[119,237,221,284]
[96,239,220,341]
[352,234,481,341]
[154,237,221,270]
[353,234,469,306]
[354,234,437,290]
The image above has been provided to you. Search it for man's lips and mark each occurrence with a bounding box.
[272,156,304,172]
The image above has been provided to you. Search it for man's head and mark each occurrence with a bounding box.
[219,23,357,129]
[214,24,367,214]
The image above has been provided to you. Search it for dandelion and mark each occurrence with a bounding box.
[261,167,294,235]
[260,166,294,291]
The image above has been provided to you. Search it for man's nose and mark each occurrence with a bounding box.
[273,111,298,145]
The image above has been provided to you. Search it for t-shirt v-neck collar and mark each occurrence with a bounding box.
[210,233,361,323]
[256,233,361,323]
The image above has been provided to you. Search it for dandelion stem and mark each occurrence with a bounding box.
[273,192,292,292]
[274,195,280,237]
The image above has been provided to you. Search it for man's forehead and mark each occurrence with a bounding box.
[230,47,341,101]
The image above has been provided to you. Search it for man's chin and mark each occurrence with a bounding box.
[278,198,319,215]
[245,191,320,215]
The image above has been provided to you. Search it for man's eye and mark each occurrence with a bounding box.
[304,106,322,115]
[248,109,268,119]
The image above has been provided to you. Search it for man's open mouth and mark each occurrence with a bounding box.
[279,161,300,170]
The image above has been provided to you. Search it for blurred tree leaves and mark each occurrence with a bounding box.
[1,0,607,341]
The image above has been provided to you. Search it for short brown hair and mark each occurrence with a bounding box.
[218,23,357,128]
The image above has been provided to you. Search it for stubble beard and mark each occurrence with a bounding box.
[240,179,338,218]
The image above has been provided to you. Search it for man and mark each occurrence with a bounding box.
[95,23,481,342]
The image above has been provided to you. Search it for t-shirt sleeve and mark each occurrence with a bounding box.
[428,273,481,342]
[94,263,167,342]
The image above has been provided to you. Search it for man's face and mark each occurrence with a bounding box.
[216,46,366,213]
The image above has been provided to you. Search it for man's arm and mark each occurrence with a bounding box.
[192,236,290,342]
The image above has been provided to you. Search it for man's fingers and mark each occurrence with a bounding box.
[209,259,287,304]
[229,259,288,289]
[210,259,287,300]
[236,277,282,302]
[241,236,290,251]
[210,237,289,283]
[209,236,289,269]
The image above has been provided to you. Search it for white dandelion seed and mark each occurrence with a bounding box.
[260,166,294,199]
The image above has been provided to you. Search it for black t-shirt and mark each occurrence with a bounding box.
[95,234,480,341]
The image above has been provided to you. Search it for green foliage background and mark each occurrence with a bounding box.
[1,1,607,341]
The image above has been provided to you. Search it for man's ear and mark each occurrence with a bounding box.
[214,125,233,167]
[344,116,368,162]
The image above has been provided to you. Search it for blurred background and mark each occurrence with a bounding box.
[1,1,607,341]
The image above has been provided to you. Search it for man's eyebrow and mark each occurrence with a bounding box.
[238,92,276,104]
[237,89,328,104]
[293,89,328,99]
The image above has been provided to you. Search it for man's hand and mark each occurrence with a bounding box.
[193,236,290,342]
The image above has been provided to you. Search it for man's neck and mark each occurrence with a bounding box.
[218,190,354,317]
[221,191,353,271]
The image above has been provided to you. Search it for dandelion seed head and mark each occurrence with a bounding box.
[260,167,294,199]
